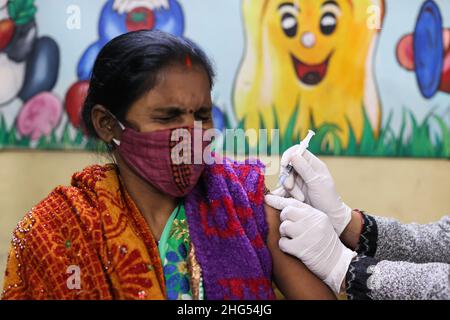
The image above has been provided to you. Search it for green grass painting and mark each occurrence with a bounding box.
[0,115,106,152]
[219,105,450,158]
[0,106,449,158]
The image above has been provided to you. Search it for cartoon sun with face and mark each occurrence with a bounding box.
[234,0,383,146]
[278,0,339,86]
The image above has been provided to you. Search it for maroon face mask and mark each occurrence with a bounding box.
[112,121,208,198]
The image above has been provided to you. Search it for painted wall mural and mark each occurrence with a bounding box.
[235,0,383,148]
[65,0,185,129]
[396,1,450,98]
[0,0,449,157]
[0,0,60,145]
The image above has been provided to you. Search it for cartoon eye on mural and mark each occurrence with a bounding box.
[396,0,450,99]
[65,0,185,129]
[0,0,60,141]
[234,0,385,150]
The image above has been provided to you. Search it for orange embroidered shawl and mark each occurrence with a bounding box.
[2,164,169,299]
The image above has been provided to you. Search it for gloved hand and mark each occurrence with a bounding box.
[273,147,352,235]
[265,194,356,294]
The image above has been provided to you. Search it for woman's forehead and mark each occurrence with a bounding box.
[156,62,211,86]
[130,64,212,114]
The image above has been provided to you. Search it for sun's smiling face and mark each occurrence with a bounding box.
[267,0,352,86]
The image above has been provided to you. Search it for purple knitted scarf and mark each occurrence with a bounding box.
[184,157,275,300]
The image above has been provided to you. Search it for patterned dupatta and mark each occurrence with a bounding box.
[2,164,166,300]
[2,159,275,300]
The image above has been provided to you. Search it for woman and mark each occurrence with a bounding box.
[2,30,335,300]
[266,147,450,299]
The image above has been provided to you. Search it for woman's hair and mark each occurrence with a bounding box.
[81,30,215,139]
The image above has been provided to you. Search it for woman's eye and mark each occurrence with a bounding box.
[281,13,298,38]
[156,116,178,122]
[320,12,337,35]
[195,113,212,121]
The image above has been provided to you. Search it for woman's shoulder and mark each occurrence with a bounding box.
[221,156,265,173]
[12,164,115,250]
[8,188,83,267]
[35,163,114,217]
[210,156,265,186]
[14,187,89,244]
[232,158,266,197]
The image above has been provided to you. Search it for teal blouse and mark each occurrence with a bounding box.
[157,203,204,300]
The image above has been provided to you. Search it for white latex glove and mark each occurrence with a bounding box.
[274,148,352,235]
[265,194,356,294]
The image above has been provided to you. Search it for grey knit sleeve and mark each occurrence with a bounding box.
[346,213,450,300]
[369,215,450,263]
[346,256,450,300]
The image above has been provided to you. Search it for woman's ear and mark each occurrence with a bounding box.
[91,105,119,143]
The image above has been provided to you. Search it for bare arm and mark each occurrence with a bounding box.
[264,204,336,300]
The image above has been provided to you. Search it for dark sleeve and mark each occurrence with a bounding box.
[355,212,378,257]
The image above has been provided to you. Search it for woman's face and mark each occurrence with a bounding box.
[122,63,213,132]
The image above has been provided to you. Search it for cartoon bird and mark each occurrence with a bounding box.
[65,0,185,129]
[234,0,384,146]
[0,0,61,140]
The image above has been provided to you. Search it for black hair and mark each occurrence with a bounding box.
[81,29,215,140]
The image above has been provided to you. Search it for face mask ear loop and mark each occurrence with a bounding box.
[108,112,125,146]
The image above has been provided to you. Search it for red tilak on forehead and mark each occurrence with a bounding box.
[185,55,192,68]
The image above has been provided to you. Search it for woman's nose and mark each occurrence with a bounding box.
[181,112,197,127]
[301,32,316,48]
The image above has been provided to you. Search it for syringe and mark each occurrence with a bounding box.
[278,130,315,186]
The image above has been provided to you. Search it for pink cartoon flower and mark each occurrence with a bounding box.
[17,92,62,141]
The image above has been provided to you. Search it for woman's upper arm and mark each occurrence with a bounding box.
[264,203,336,300]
